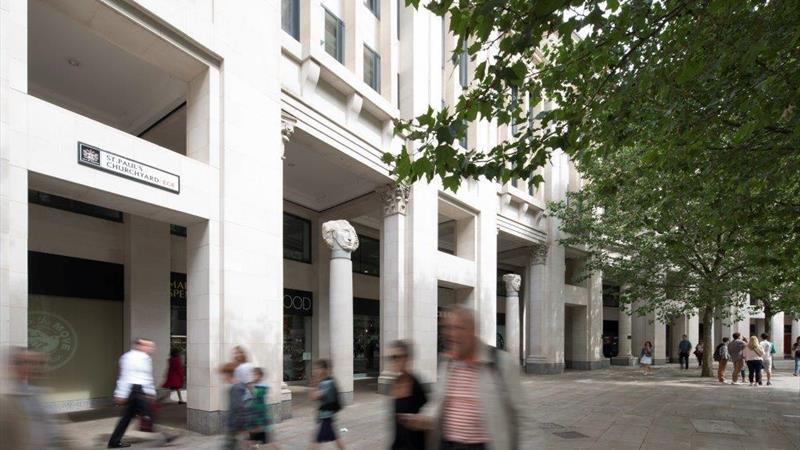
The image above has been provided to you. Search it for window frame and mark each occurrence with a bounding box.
[363,44,381,92]
[323,7,345,63]
[283,213,312,264]
[281,0,300,40]
[365,0,380,19]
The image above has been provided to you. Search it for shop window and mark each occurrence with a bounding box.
[365,0,380,18]
[352,235,380,276]
[364,45,381,92]
[324,8,345,63]
[354,298,380,376]
[29,190,123,223]
[284,289,313,382]
[284,213,311,263]
[282,0,300,40]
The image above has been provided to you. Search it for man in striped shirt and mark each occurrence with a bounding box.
[399,305,522,450]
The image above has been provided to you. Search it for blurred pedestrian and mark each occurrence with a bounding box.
[793,336,800,376]
[158,347,184,404]
[108,338,177,448]
[398,305,522,450]
[246,367,281,450]
[759,333,774,386]
[727,333,746,384]
[233,346,256,384]
[678,335,692,370]
[222,362,249,450]
[310,359,346,450]
[639,341,654,376]
[0,347,73,449]
[693,340,704,368]
[388,340,428,450]
[744,336,764,386]
[713,337,730,383]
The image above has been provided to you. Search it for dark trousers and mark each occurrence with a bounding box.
[109,385,153,446]
[441,442,486,450]
[746,360,763,384]
[679,353,690,369]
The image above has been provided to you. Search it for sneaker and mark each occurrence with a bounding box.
[766,381,772,386]
[108,442,131,449]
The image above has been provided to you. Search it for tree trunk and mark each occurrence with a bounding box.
[701,306,714,377]
[763,301,772,336]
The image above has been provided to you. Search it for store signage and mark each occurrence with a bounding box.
[77,142,180,193]
[284,289,313,316]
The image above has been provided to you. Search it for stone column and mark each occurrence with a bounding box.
[770,312,784,356]
[525,244,559,373]
[791,318,799,354]
[377,184,409,394]
[611,304,636,365]
[322,220,359,404]
[279,115,295,417]
[502,274,521,364]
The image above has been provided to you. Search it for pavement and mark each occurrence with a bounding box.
[58,361,800,449]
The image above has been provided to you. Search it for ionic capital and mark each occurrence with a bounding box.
[377,183,410,216]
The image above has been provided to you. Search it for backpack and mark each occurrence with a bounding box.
[770,342,776,355]
[713,343,724,362]
[321,378,343,413]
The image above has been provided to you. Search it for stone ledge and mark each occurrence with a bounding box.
[525,361,565,374]
[610,356,638,366]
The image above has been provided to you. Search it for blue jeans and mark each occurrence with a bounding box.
[794,357,800,375]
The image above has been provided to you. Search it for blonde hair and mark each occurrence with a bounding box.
[748,336,764,356]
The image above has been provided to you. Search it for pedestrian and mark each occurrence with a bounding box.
[398,305,522,450]
[713,337,730,383]
[740,335,748,381]
[108,338,177,448]
[792,336,800,376]
[694,340,705,368]
[678,334,692,370]
[158,347,185,404]
[222,362,249,450]
[388,340,428,450]
[247,367,281,450]
[727,333,746,384]
[233,346,256,384]
[310,359,346,450]
[639,341,654,376]
[743,336,765,386]
[759,333,775,386]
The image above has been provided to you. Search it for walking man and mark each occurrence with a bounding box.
[727,332,746,385]
[678,334,693,370]
[398,305,522,450]
[759,333,774,386]
[108,338,176,448]
[714,337,730,383]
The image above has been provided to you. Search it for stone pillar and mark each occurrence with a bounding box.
[377,184,409,394]
[502,274,521,364]
[770,312,784,356]
[124,215,171,385]
[611,304,636,365]
[756,319,766,338]
[322,220,359,403]
[791,319,800,355]
[687,314,700,348]
[279,115,295,417]
[526,244,561,373]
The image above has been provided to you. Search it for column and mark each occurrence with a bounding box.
[791,318,799,354]
[279,115,295,417]
[502,274,521,364]
[323,220,359,403]
[526,244,561,373]
[124,215,171,385]
[770,312,784,356]
[611,304,636,365]
[585,272,606,369]
[687,313,700,348]
[377,184,409,394]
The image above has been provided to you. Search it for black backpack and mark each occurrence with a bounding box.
[713,343,724,361]
[321,377,343,413]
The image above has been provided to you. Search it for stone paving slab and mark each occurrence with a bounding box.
[58,363,800,449]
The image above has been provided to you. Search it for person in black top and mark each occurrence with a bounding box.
[388,340,428,450]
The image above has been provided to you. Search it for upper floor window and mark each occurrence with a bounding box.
[510,87,519,136]
[324,8,345,63]
[458,39,469,87]
[29,190,124,223]
[284,213,311,263]
[282,0,300,40]
[365,0,380,18]
[352,235,380,276]
[363,45,381,92]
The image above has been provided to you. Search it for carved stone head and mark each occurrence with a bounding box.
[502,273,522,295]
[322,220,360,253]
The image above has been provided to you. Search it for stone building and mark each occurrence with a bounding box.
[4,0,798,435]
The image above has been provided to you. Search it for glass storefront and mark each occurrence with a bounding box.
[353,298,379,376]
[284,289,312,382]
[170,272,187,384]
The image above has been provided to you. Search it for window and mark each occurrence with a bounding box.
[282,0,300,40]
[363,45,381,92]
[458,39,468,87]
[458,132,468,149]
[510,87,519,136]
[284,213,311,263]
[365,0,380,18]
[170,224,187,237]
[603,284,620,308]
[396,74,401,110]
[397,0,401,39]
[29,190,123,223]
[352,235,380,276]
[324,8,345,63]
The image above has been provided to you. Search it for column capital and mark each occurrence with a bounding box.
[528,243,548,266]
[322,220,360,258]
[377,183,410,216]
[502,273,521,296]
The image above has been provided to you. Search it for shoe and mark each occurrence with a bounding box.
[766,381,771,386]
[178,401,186,404]
[108,442,131,448]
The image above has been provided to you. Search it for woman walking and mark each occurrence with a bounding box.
[160,347,185,404]
[639,341,654,376]
[388,340,428,450]
[694,340,705,368]
[743,336,765,386]
[793,336,800,376]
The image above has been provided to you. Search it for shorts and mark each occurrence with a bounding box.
[762,359,772,372]
[249,431,270,444]
[316,417,338,443]
[640,355,653,365]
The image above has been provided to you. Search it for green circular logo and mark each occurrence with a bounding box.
[28,311,78,371]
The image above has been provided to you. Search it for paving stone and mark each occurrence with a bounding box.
[691,419,747,435]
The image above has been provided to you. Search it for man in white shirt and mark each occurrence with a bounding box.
[108,338,175,448]
[760,333,774,386]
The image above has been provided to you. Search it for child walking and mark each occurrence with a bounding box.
[247,367,281,450]
[310,360,346,450]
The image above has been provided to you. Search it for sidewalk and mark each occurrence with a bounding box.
[59,364,800,449]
